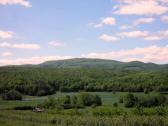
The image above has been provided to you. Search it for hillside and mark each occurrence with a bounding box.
[36,58,168,71]
[0,58,168,96]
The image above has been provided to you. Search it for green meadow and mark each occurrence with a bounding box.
[0,92,158,109]
[1,92,168,126]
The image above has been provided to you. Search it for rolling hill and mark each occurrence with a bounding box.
[0,58,168,95]
[36,58,168,71]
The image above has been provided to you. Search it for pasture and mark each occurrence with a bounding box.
[0,92,168,126]
[0,92,157,109]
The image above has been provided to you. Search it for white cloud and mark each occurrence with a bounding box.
[114,0,168,15]
[102,17,116,25]
[0,55,73,66]
[48,41,66,47]
[161,15,168,23]
[83,45,168,64]
[144,36,162,41]
[101,29,168,41]
[133,18,155,26]
[120,18,155,30]
[1,44,168,65]
[144,30,168,40]
[89,17,116,28]
[120,25,133,30]
[0,0,32,7]
[118,31,149,38]
[0,42,40,49]
[1,52,13,57]
[88,23,103,28]
[99,34,120,42]
[158,30,168,38]
[0,30,13,39]
[93,24,103,28]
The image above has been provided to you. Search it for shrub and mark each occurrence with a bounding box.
[57,95,71,105]
[1,90,22,100]
[133,106,144,116]
[71,95,77,105]
[37,84,55,96]
[41,96,57,109]
[77,92,102,106]
[113,102,118,107]
[156,106,168,116]
[94,95,102,106]
[137,95,167,107]
[40,93,102,109]
[122,93,167,108]
[157,95,167,105]
[144,88,149,94]
[123,93,137,107]
[119,96,123,103]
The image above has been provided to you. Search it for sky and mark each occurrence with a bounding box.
[0,0,168,66]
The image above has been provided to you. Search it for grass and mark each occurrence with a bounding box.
[0,109,168,126]
[0,92,168,126]
[0,91,164,109]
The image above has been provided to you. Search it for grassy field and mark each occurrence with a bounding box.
[1,109,168,126]
[0,92,168,126]
[1,92,161,109]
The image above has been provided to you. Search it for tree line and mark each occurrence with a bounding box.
[0,67,168,96]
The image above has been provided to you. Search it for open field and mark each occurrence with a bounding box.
[0,92,163,109]
[0,92,168,126]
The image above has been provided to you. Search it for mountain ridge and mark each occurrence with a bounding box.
[36,58,168,71]
[1,58,168,71]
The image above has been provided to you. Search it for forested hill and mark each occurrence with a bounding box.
[1,58,168,71]
[0,58,168,96]
[36,58,168,71]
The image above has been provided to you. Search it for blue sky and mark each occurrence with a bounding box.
[0,0,168,65]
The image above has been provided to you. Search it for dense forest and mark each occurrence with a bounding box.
[0,66,168,96]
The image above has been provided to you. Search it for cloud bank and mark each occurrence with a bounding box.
[83,45,168,64]
[0,55,73,66]
[114,0,168,15]
[0,42,40,49]
[0,0,32,7]
[0,30,13,39]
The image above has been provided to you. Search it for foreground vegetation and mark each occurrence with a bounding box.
[1,110,168,126]
[0,92,168,126]
[0,63,168,126]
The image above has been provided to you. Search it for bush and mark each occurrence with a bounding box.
[137,95,167,107]
[144,88,149,94]
[156,106,168,116]
[1,90,22,100]
[113,102,118,107]
[123,93,137,107]
[40,93,102,109]
[119,96,123,103]
[157,95,167,105]
[41,96,57,109]
[36,83,55,96]
[122,93,167,108]
[132,106,144,116]
[57,95,71,107]
[77,92,102,106]
[71,95,77,105]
